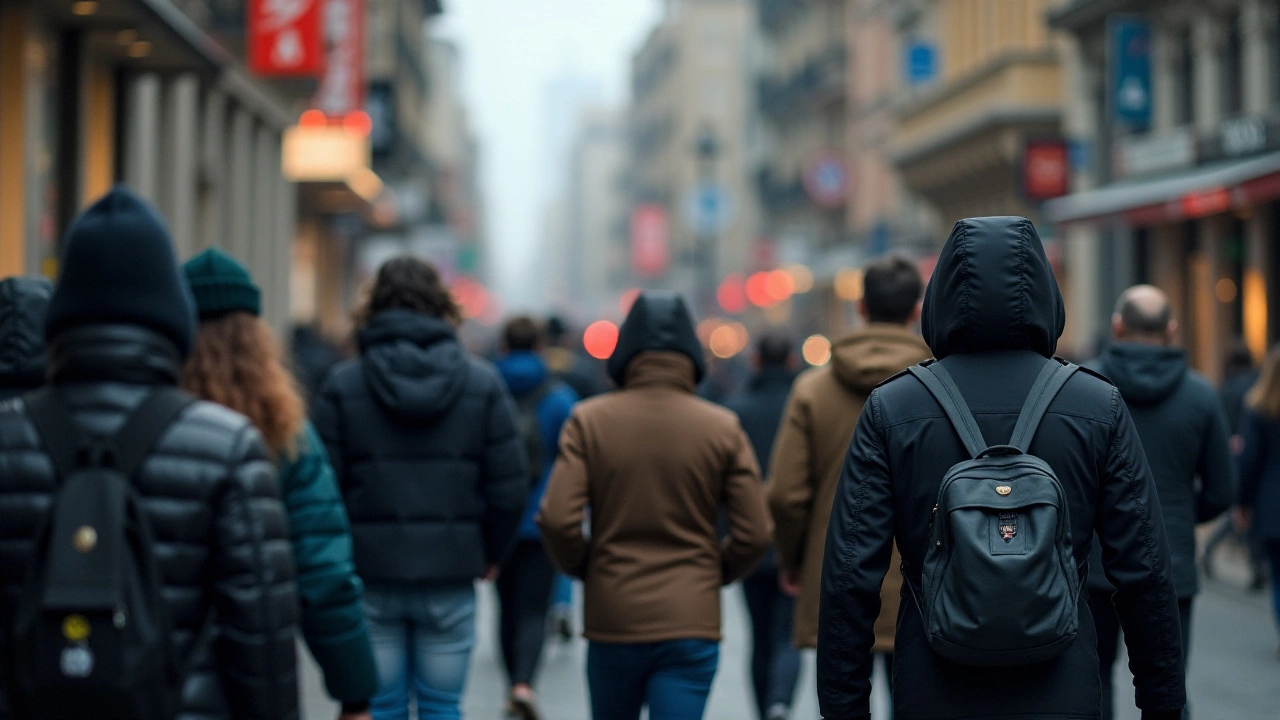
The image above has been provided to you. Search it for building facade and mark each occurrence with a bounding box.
[563,107,628,317]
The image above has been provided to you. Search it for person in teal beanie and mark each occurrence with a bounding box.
[180,247,378,719]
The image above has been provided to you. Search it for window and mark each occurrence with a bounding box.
[1178,27,1196,126]
[1223,11,1244,117]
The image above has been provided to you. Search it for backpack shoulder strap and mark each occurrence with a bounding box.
[22,389,88,479]
[111,388,197,479]
[907,363,987,459]
[1008,360,1080,453]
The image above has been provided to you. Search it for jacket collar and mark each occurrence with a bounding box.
[623,351,697,393]
[48,324,182,386]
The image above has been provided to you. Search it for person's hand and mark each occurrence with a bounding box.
[482,565,501,582]
[1232,506,1253,533]
[338,712,371,720]
[779,568,802,597]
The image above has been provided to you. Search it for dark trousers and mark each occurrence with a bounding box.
[741,571,801,718]
[1090,590,1192,720]
[496,539,557,686]
[1268,542,1280,633]
[587,639,719,720]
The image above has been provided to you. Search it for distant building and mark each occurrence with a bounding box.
[566,108,629,316]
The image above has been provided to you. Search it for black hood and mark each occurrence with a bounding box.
[922,216,1064,359]
[1098,343,1187,405]
[0,277,53,390]
[357,310,468,420]
[607,291,706,386]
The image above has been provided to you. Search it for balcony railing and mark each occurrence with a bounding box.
[758,44,847,119]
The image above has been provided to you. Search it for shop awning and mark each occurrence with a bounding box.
[1043,150,1280,226]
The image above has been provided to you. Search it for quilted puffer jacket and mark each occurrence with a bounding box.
[0,325,299,720]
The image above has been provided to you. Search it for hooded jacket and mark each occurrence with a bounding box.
[0,277,52,400]
[817,217,1185,720]
[538,293,772,643]
[1086,344,1234,598]
[767,324,931,650]
[311,310,528,582]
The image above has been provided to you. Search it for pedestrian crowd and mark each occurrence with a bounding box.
[0,187,1275,720]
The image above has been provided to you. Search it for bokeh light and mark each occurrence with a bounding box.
[718,273,747,314]
[709,321,750,359]
[786,264,814,294]
[802,334,832,366]
[835,268,864,302]
[1216,277,1238,303]
[583,320,620,360]
[746,272,772,307]
[451,277,488,320]
[765,269,795,303]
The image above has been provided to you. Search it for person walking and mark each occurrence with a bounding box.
[311,256,528,720]
[768,254,932,716]
[818,217,1186,720]
[180,248,379,719]
[494,316,577,719]
[0,276,52,401]
[1236,344,1280,659]
[538,292,772,720]
[0,186,299,720]
[1085,285,1233,720]
[724,332,801,720]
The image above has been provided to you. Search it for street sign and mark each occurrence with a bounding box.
[803,153,850,209]
[630,204,670,278]
[684,183,734,237]
[1021,139,1070,202]
[313,0,366,117]
[248,0,325,77]
[904,40,938,87]
[1108,16,1152,130]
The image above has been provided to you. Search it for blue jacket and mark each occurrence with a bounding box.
[496,351,577,539]
[1239,409,1280,542]
[279,422,379,704]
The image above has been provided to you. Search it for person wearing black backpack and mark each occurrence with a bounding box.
[0,186,299,720]
[493,316,577,719]
[817,216,1185,720]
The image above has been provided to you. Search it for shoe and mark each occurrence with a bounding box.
[553,613,574,642]
[765,703,790,720]
[511,688,542,720]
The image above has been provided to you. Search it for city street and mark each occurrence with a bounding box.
[301,565,1277,720]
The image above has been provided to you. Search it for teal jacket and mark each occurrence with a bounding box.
[280,421,378,704]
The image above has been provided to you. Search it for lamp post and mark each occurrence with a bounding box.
[694,126,721,315]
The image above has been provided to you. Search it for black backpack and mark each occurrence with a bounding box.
[516,381,554,484]
[10,388,196,720]
[905,359,1082,666]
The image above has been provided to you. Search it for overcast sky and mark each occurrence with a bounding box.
[436,0,662,310]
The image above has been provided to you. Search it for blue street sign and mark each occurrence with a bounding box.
[904,40,938,87]
[1109,16,1152,129]
[684,182,734,237]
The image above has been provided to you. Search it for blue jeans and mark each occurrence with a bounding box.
[364,582,476,720]
[587,639,720,720]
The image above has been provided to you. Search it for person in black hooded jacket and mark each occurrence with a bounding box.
[311,255,528,720]
[817,216,1185,720]
[0,276,52,401]
[1085,285,1233,720]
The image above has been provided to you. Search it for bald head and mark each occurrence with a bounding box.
[1113,285,1176,345]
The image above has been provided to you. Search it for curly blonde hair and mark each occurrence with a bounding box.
[181,312,306,459]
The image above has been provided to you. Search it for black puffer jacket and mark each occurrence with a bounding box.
[0,277,52,401]
[817,217,1185,720]
[312,310,527,582]
[1086,344,1234,598]
[0,326,299,720]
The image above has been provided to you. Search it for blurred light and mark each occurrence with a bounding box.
[697,317,724,346]
[583,321,620,360]
[1245,269,1267,361]
[71,1,99,15]
[746,272,772,307]
[128,41,152,58]
[299,109,328,128]
[116,30,138,46]
[786,264,814,294]
[620,288,641,316]
[835,268,864,302]
[717,273,747,314]
[478,292,504,326]
[802,334,832,366]
[348,168,383,201]
[344,111,373,136]
[451,277,489,320]
[765,269,795,303]
[1216,277,1238,304]
[709,322,750,359]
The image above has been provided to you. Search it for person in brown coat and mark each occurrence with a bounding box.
[767,254,930,707]
[539,291,772,720]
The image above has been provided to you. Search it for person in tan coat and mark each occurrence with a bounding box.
[767,254,930,708]
[539,292,772,720]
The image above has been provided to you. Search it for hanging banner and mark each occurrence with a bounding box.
[313,0,366,117]
[630,204,670,278]
[1108,16,1152,130]
[248,0,325,76]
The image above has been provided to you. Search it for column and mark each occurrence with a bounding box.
[1152,22,1179,132]
[1242,0,1278,115]
[123,74,161,202]
[161,74,199,258]
[275,172,297,335]
[251,125,276,313]
[1064,225,1101,358]
[227,107,254,262]
[1193,13,1225,132]
[198,88,226,251]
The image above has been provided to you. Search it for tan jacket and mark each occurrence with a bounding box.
[767,324,931,650]
[538,351,773,643]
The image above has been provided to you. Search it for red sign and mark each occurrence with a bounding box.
[1022,140,1070,202]
[630,204,670,278]
[803,152,851,208]
[313,0,366,117]
[248,0,325,76]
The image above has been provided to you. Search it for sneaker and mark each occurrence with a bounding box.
[511,688,542,720]
[551,612,574,642]
[765,703,790,720]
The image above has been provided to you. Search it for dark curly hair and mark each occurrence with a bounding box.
[354,255,461,327]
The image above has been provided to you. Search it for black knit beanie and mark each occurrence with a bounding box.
[183,248,262,320]
[45,185,196,358]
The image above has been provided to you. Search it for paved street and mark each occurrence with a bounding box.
[301,564,1277,720]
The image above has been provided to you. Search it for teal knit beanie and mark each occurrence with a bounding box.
[182,248,262,319]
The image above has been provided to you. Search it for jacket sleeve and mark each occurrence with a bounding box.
[481,379,529,566]
[309,378,346,491]
[720,423,772,584]
[767,385,814,574]
[538,411,590,577]
[1095,391,1187,716]
[283,423,378,704]
[816,396,892,720]
[211,424,300,720]
[1237,410,1266,509]
[1195,396,1235,523]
